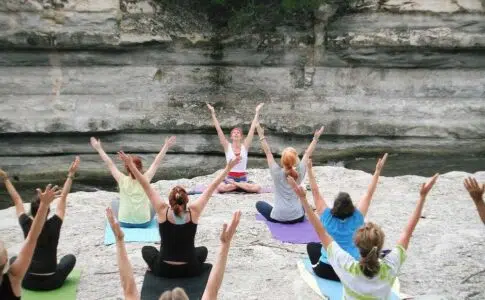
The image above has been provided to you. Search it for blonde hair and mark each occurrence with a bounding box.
[354,222,385,278]
[281,147,299,180]
[159,288,189,300]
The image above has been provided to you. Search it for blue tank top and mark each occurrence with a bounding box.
[319,208,364,263]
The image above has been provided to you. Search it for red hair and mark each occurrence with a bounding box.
[125,156,143,179]
[281,147,299,180]
[169,186,189,216]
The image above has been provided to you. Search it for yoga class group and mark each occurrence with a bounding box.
[1,103,484,300]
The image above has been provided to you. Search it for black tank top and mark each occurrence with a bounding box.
[19,213,62,274]
[0,273,20,300]
[160,208,197,262]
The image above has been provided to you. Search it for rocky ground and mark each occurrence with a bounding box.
[1,166,484,299]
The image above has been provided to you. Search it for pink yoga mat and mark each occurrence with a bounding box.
[256,214,320,244]
[188,184,273,195]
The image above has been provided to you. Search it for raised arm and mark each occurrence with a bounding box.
[306,159,328,216]
[106,207,139,300]
[398,173,439,250]
[56,156,80,220]
[119,152,167,214]
[256,123,275,167]
[207,103,229,151]
[0,168,25,217]
[302,126,324,163]
[464,177,485,224]
[202,211,241,300]
[90,137,124,182]
[144,136,176,181]
[288,176,333,249]
[189,158,240,216]
[9,185,58,283]
[357,153,388,217]
[243,103,264,151]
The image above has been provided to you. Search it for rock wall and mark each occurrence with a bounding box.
[0,0,484,183]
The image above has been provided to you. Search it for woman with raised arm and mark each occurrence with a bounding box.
[119,151,240,278]
[464,177,485,224]
[0,185,58,299]
[289,173,439,299]
[106,207,241,300]
[254,123,324,224]
[207,102,263,193]
[0,158,80,291]
[305,154,388,281]
[91,136,176,228]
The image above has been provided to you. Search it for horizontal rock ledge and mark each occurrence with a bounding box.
[0,132,483,191]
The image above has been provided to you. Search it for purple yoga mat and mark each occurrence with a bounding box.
[188,184,273,195]
[256,214,320,244]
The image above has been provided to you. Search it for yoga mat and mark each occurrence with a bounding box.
[298,259,401,300]
[22,269,81,300]
[104,217,160,245]
[188,184,273,195]
[256,214,320,244]
[141,265,212,300]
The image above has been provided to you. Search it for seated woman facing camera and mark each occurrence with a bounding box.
[91,136,176,228]
[305,154,388,282]
[289,173,439,300]
[106,207,241,300]
[0,185,59,299]
[119,151,240,278]
[255,123,324,224]
[0,158,79,291]
[207,102,264,193]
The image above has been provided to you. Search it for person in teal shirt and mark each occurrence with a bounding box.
[305,154,387,281]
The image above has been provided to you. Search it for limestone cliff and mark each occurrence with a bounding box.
[0,0,484,183]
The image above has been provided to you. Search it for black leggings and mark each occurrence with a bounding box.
[11,255,77,291]
[256,201,304,224]
[306,242,340,282]
[142,246,211,278]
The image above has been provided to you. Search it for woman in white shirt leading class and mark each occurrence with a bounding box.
[206,102,264,193]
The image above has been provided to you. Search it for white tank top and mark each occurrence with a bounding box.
[225,144,248,173]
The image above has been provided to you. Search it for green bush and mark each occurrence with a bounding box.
[156,0,352,32]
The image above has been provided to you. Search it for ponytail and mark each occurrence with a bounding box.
[359,246,380,278]
[285,167,299,180]
[354,222,385,278]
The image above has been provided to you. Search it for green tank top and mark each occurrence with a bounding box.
[118,175,151,224]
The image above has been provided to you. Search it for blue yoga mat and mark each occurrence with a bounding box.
[298,259,400,300]
[104,218,160,245]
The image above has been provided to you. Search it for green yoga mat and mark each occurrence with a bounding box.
[22,269,81,300]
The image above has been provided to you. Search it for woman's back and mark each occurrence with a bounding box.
[118,175,151,224]
[159,209,197,262]
[269,161,306,221]
[327,242,405,300]
[319,208,364,263]
[19,214,62,274]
